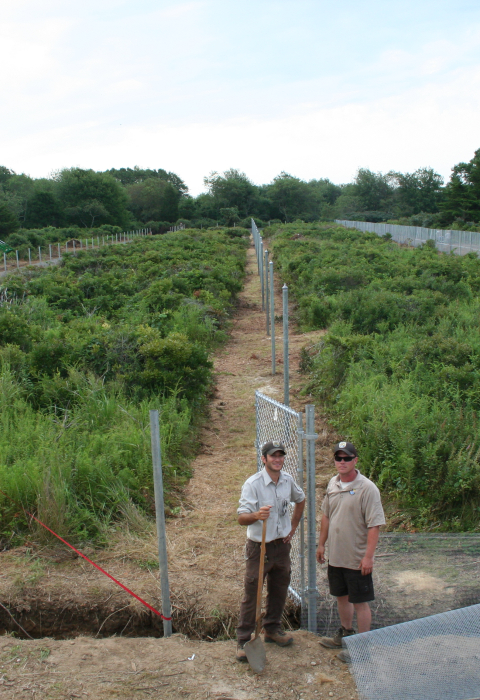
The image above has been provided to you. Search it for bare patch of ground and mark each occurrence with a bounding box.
[0,632,356,700]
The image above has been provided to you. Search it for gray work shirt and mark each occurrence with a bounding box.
[237,469,305,542]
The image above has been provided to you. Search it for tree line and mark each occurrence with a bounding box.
[1,147,480,236]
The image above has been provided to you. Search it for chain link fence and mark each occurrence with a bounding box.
[336,219,480,256]
[255,390,306,605]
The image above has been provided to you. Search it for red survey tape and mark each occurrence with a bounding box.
[1,490,171,622]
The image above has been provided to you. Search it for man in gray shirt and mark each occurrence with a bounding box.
[236,441,305,662]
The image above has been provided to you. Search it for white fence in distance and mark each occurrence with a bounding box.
[335,219,480,256]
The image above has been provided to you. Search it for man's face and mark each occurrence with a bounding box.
[262,450,285,473]
[334,450,358,479]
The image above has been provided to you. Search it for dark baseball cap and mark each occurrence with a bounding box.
[333,441,357,457]
[262,441,286,456]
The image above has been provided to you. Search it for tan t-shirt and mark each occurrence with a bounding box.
[321,469,385,569]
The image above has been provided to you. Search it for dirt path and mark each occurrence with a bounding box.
[0,240,358,699]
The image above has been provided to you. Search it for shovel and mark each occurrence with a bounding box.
[244,519,267,673]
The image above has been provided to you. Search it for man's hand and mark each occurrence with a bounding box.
[316,544,325,564]
[283,527,296,544]
[360,555,374,576]
[256,505,272,521]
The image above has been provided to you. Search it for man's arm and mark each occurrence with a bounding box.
[316,514,329,564]
[283,499,305,543]
[238,505,272,526]
[360,525,380,576]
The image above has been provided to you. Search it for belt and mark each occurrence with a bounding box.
[248,537,285,545]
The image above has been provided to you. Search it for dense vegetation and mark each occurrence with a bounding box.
[269,222,480,530]
[2,147,480,238]
[0,228,248,544]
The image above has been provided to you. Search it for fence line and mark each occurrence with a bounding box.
[255,391,318,631]
[0,229,152,274]
[335,219,480,256]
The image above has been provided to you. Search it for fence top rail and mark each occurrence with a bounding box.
[255,390,300,418]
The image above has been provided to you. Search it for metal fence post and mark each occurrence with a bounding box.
[28,248,31,264]
[260,238,264,310]
[270,261,275,375]
[283,284,289,406]
[265,249,270,335]
[38,247,42,263]
[297,412,306,614]
[255,394,262,473]
[3,253,6,271]
[57,243,61,258]
[305,404,318,633]
[149,409,173,637]
[16,251,19,268]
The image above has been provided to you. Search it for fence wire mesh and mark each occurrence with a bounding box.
[255,390,305,604]
[345,603,480,700]
[316,533,480,636]
[336,219,480,256]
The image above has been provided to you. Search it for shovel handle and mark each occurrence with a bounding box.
[254,519,267,638]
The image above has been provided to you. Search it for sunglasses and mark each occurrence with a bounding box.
[334,455,355,462]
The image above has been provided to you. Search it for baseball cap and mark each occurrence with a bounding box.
[262,441,286,456]
[333,441,357,457]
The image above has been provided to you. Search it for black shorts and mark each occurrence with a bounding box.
[327,565,375,603]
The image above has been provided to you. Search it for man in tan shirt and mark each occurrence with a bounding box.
[316,441,385,662]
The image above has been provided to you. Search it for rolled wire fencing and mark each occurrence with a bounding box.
[255,390,318,632]
[336,219,480,256]
[345,603,480,700]
[1,229,152,274]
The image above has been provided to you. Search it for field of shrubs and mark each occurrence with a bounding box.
[0,228,248,543]
[269,222,480,530]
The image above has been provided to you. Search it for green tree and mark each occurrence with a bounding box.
[265,172,315,222]
[127,178,179,222]
[0,202,19,235]
[441,148,480,224]
[25,191,64,228]
[389,168,444,216]
[354,168,394,216]
[56,168,129,228]
[204,169,259,218]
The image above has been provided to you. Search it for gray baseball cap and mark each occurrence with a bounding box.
[333,441,357,457]
[262,441,286,456]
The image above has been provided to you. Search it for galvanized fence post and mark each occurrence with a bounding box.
[270,261,275,375]
[305,404,318,633]
[28,248,31,263]
[265,249,270,335]
[149,409,173,637]
[283,284,289,406]
[38,247,42,263]
[3,253,6,271]
[16,251,19,268]
[260,238,264,310]
[297,412,306,613]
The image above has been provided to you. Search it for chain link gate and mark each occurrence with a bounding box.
[255,390,318,628]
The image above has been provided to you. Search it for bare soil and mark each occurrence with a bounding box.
[0,242,359,698]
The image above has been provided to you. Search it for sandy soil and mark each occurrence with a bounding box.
[0,240,359,698]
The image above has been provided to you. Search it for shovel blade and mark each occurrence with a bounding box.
[244,636,266,674]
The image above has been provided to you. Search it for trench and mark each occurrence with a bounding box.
[0,598,301,641]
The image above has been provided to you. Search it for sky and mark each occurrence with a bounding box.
[1,0,480,195]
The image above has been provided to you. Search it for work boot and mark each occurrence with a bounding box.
[264,630,293,646]
[319,626,355,649]
[236,643,247,662]
[336,649,351,663]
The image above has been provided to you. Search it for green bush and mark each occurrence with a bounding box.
[271,222,480,529]
[0,229,248,543]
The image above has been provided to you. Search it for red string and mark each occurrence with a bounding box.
[1,491,171,622]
